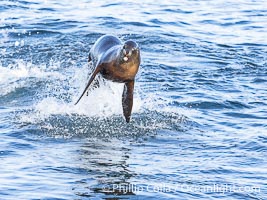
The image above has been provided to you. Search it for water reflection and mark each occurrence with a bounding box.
[74,139,137,199]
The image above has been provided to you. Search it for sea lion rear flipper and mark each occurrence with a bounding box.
[74,64,102,105]
[122,80,134,123]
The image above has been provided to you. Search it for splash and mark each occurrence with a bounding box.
[0,60,63,96]
[2,60,190,138]
[30,62,142,120]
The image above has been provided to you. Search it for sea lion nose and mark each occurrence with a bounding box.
[128,49,132,56]
[123,48,127,55]
[123,48,132,56]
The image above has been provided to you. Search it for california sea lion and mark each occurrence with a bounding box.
[75,35,141,123]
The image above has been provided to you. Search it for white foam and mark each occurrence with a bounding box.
[0,60,63,96]
[34,82,125,120]
[2,60,178,125]
[30,62,142,121]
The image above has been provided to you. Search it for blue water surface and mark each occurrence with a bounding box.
[0,0,267,199]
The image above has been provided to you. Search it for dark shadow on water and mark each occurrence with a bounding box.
[73,139,137,199]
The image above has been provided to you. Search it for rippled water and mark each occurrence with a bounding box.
[1,0,267,199]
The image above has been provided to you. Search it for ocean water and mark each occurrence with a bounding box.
[0,0,267,199]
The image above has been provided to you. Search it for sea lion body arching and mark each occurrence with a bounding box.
[75,35,141,123]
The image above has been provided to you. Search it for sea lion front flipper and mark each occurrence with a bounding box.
[74,64,102,105]
[88,52,92,63]
[122,80,134,123]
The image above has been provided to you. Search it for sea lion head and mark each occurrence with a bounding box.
[121,40,140,62]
